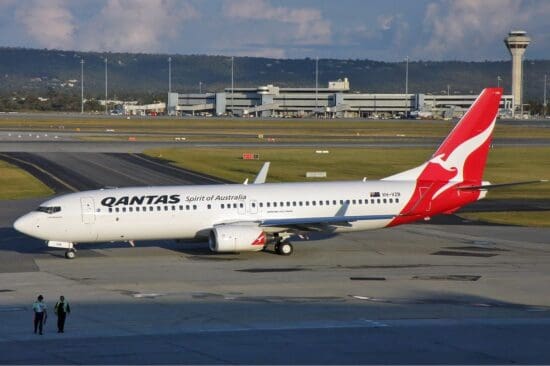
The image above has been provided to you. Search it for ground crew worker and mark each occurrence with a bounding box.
[54,295,70,333]
[32,295,47,335]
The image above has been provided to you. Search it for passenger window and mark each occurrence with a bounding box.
[164,206,168,211]
[396,198,400,203]
[259,202,263,208]
[359,199,363,204]
[193,205,197,210]
[345,200,350,204]
[305,201,309,206]
[299,201,303,206]
[319,201,323,206]
[383,199,387,204]
[221,204,225,209]
[179,205,183,210]
[286,202,290,207]
[122,207,127,212]
[326,200,330,205]
[240,203,244,208]
[340,200,344,205]
[389,198,393,203]
[332,200,337,205]
[312,201,316,206]
[149,206,154,212]
[252,203,256,208]
[172,205,176,210]
[371,199,375,204]
[352,200,356,204]
[273,202,278,207]
[109,208,113,213]
[207,204,211,209]
[129,207,133,212]
[186,205,190,210]
[116,207,120,212]
[292,201,296,206]
[267,202,271,207]
[233,203,237,208]
[377,199,381,204]
[157,206,161,211]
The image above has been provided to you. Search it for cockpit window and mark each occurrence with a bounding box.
[36,206,61,214]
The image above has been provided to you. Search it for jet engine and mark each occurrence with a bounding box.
[208,225,268,253]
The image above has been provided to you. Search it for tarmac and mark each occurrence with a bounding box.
[0,145,549,364]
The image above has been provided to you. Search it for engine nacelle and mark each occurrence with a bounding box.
[208,225,267,253]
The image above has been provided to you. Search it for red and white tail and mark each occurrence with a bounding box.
[386,88,502,224]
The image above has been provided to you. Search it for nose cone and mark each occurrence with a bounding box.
[14,214,35,237]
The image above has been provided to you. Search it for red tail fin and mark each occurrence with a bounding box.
[387,88,502,225]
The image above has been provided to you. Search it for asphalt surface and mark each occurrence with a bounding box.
[0,148,549,364]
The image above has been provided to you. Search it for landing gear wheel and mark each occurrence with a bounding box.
[275,242,293,256]
[65,249,76,259]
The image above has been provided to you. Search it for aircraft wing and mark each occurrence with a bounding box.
[260,214,395,227]
[253,162,270,184]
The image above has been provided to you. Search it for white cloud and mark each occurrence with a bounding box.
[80,0,199,52]
[420,0,550,59]
[15,0,76,49]
[223,0,331,46]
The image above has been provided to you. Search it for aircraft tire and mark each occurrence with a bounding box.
[277,242,293,256]
[65,249,76,259]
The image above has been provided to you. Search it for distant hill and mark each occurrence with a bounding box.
[0,47,549,102]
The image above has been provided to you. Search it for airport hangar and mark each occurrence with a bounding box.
[168,78,514,118]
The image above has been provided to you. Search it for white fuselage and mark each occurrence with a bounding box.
[15,180,416,243]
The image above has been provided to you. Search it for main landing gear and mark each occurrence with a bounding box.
[274,242,293,256]
[271,234,293,256]
[64,248,76,259]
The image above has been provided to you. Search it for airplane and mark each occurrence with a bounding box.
[13,88,542,259]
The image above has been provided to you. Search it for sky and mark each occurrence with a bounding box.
[0,0,549,61]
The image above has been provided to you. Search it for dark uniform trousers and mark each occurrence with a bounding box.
[57,312,66,332]
[34,312,44,334]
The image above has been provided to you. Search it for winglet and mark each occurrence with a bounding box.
[253,162,270,184]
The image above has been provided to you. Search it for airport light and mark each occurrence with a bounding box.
[168,57,172,94]
[104,57,108,115]
[80,58,84,114]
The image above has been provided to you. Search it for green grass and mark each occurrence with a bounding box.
[0,160,53,200]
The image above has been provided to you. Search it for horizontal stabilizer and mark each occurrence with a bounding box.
[458,180,548,191]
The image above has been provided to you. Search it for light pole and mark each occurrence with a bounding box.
[315,57,319,112]
[80,58,84,114]
[168,57,172,94]
[497,75,502,88]
[447,84,450,95]
[544,74,547,118]
[199,81,202,94]
[104,57,108,115]
[405,56,409,94]
[231,56,234,112]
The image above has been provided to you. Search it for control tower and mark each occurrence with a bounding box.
[504,30,531,111]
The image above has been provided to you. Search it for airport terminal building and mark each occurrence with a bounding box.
[167,78,514,118]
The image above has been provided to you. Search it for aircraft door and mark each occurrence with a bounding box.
[81,197,95,224]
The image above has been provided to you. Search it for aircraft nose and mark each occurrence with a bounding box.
[13,214,36,236]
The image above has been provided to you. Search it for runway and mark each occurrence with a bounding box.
[0,151,549,364]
